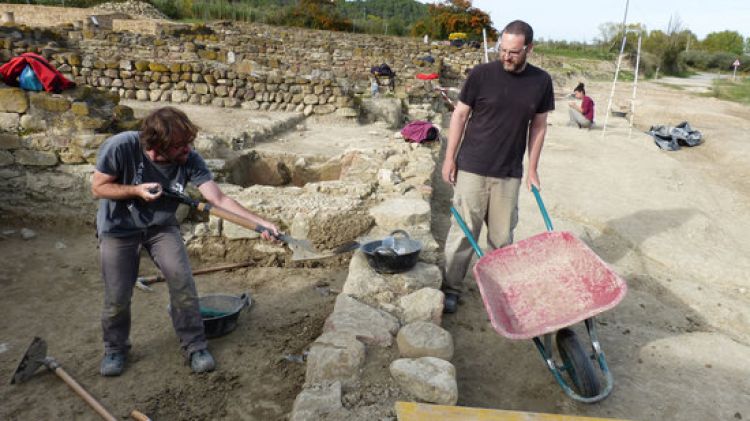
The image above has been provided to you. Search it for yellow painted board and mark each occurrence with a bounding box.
[395,402,631,421]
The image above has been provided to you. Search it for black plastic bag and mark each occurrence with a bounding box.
[648,121,703,151]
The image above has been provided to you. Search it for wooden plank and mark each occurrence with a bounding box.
[395,402,631,421]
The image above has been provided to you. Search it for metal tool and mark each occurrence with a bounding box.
[11,337,120,421]
[135,261,255,292]
[158,187,331,261]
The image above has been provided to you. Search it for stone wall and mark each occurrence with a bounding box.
[0,85,139,221]
[0,5,94,28]
[2,17,485,116]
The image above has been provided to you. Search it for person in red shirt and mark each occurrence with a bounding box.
[568,82,594,128]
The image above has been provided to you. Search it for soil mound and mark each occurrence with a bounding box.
[92,0,168,20]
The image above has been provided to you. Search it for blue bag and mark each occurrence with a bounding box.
[19,65,43,91]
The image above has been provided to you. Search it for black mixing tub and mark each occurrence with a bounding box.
[199,293,251,338]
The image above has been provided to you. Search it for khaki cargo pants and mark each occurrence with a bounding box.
[443,170,521,295]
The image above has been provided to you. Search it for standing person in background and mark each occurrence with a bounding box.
[568,82,595,128]
[440,20,555,314]
[92,107,279,376]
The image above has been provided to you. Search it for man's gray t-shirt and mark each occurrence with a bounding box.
[95,131,212,237]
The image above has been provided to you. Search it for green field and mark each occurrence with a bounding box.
[709,77,750,104]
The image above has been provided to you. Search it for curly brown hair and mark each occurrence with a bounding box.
[139,107,199,155]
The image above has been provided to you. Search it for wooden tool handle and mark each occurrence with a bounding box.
[130,409,152,421]
[195,202,261,232]
[53,367,117,421]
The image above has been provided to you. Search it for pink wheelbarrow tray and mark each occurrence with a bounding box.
[450,186,627,403]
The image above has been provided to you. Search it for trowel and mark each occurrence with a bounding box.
[159,187,330,262]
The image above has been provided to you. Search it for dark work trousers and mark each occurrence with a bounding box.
[99,225,207,357]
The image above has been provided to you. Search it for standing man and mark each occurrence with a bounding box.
[92,106,279,375]
[441,20,554,313]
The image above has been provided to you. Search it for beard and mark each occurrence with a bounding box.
[502,56,527,73]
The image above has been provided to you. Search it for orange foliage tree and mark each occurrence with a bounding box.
[411,0,497,40]
[279,0,352,32]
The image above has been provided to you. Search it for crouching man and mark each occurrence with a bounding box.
[92,106,279,376]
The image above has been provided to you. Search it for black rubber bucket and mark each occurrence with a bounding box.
[361,230,422,274]
[199,293,251,339]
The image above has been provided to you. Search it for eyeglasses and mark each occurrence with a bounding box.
[499,45,528,58]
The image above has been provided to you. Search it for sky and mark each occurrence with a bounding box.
[419,1,749,42]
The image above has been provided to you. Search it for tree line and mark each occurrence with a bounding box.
[4,0,497,39]
[596,18,748,75]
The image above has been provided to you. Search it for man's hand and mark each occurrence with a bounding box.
[526,169,540,191]
[258,220,280,242]
[138,183,162,202]
[442,159,457,185]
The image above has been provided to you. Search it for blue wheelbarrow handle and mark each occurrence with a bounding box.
[449,207,484,258]
[531,185,554,232]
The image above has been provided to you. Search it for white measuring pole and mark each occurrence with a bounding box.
[629,34,642,137]
[602,0,630,137]
[483,28,489,63]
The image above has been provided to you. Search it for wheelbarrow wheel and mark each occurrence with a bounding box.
[556,328,601,397]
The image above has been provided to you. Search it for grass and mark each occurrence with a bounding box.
[534,45,615,61]
[708,77,750,105]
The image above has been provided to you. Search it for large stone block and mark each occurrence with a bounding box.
[13,150,58,166]
[396,321,454,360]
[390,357,458,405]
[30,93,71,113]
[19,114,47,132]
[305,332,365,388]
[369,197,430,228]
[291,381,349,421]
[313,104,335,115]
[323,294,399,347]
[399,287,444,325]
[0,133,21,150]
[361,97,402,129]
[0,150,13,166]
[0,87,28,113]
[0,112,20,132]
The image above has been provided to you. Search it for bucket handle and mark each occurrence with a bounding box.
[531,185,554,232]
[239,293,252,310]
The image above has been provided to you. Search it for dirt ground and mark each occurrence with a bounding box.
[1,74,749,420]
[0,222,347,420]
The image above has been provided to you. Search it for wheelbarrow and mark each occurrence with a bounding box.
[450,186,627,403]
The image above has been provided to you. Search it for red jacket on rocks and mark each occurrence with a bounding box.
[0,52,76,93]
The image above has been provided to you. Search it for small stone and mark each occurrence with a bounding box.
[20,228,36,240]
[55,241,67,249]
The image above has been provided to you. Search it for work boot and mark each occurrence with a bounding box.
[190,349,216,373]
[100,352,126,377]
[443,292,459,314]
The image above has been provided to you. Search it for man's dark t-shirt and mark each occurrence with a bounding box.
[457,61,555,178]
[95,131,212,237]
